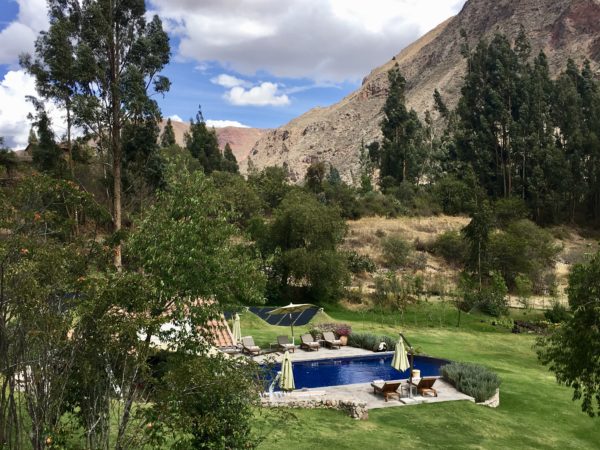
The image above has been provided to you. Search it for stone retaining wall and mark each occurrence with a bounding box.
[477,389,500,408]
[262,398,369,420]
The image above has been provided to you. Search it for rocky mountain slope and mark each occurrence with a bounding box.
[159,120,268,162]
[244,0,600,182]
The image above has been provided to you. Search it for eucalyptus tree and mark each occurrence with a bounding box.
[160,117,176,147]
[379,64,425,186]
[24,0,171,268]
[20,0,80,178]
[185,107,223,174]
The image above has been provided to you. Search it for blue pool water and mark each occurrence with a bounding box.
[266,353,449,390]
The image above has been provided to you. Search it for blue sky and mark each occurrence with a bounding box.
[0,0,465,148]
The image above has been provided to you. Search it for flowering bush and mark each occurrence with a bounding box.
[334,324,352,337]
[310,322,352,339]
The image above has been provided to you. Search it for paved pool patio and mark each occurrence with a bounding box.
[251,346,476,410]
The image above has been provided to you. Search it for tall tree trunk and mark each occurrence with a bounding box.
[110,9,122,270]
[66,105,79,235]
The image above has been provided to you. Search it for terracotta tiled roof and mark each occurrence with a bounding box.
[206,314,235,348]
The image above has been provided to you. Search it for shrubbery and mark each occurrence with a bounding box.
[432,230,467,265]
[544,302,571,323]
[345,251,377,274]
[381,235,412,268]
[460,272,509,317]
[348,332,396,352]
[441,362,501,402]
[433,175,475,215]
[355,191,406,218]
[488,219,560,291]
[493,197,529,227]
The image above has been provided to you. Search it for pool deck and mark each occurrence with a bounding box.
[251,346,475,410]
[253,345,375,364]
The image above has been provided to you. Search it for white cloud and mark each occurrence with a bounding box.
[150,0,466,82]
[205,120,249,128]
[0,70,65,149]
[225,82,289,107]
[168,114,184,122]
[211,74,250,88]
[0,0,49,65]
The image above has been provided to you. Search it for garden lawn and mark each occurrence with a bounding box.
[248,303,600,449]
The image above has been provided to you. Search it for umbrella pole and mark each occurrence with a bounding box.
[409,349,414,398]
[290,313,294,345]
[400,332,415,398]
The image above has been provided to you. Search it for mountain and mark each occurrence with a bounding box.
[158,120,268,162]
[244,0,600,182]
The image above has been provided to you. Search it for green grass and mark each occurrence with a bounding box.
[250,303,600,450]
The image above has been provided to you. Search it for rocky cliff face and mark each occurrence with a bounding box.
[244,0,600,182]
[159,120,268,163]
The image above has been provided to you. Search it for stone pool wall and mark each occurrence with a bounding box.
[262,397,369,420]
[477,388,500,408]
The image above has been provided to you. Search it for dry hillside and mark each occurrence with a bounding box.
[159,120,268,162]
[344,215,599,310]
[244,0,600,182]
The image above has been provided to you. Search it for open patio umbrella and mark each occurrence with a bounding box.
[267,303,315,344]
[391,338,410,373]
[279,350,295,391]
[232,313,242,343]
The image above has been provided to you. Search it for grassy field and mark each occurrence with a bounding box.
[244,303,600,450]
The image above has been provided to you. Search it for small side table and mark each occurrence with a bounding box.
[400,383,417,397]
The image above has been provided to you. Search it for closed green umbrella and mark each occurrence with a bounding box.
[232,313,242,343]
[392,338,410,373]
[279,350,295,391]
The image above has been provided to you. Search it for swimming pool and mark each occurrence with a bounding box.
[266,353,449,390]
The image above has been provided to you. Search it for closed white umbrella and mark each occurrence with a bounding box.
[232,313,242,343]
[392,338,410,372]
[280,350,295,391]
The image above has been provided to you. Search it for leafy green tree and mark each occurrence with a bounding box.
[122,117,166,199]
[379,64,425,186]
[128,168,266,307]
[70,168,266,448]
[304,161,327,193]
[380,235,412,269]
[222,142,239,173]
[463,200,493,288]
[160,117,177,147]
[327,165,342,186]
[0,174,107,449]
[0,137,17,178]
[455,34,521,198]
[186,108,223,174]
[149,352,265,449]
[488,220,559,289]
[211,171,264,227]
[27,97,65,176]
[21,1,79,178]
[268,190,348,302]
[65,0,171,268]
[538,251,600,416]
[248,166,290,210]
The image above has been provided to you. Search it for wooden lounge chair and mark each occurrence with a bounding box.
[410,377,438,397]
[300,333,320,351]
[371,380,402,402]
[322,331,341,349]
[276,335,295,353]
[241,336,261,356]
